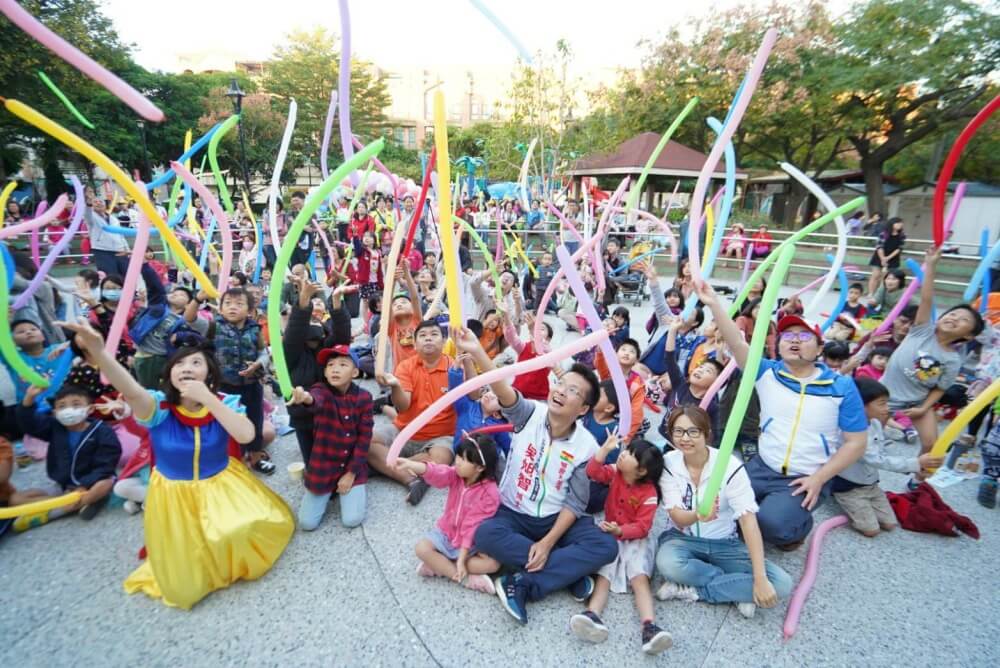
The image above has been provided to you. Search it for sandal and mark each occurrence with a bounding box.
[252,454,277,476]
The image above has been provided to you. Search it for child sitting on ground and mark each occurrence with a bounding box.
[287,345,373,532]
[841,282,868,320]
[582,379,622,514]
[832,378,943,536]
[14,384,121,530]
[594,338,646,441]
[570,434,672,656]
[396,433,501,594]
[449,353,511,456]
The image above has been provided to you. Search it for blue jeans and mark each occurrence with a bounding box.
[655,530,793,604]
[298,484,367,531]
[745,456,829,546]
[474,506,618,601]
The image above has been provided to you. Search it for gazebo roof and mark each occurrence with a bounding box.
[567,132,748,180]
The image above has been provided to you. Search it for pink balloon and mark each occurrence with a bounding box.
[699,358,738,409]
[170,161,233,296]
[547,202,604,293]
[0,194,68,240]
[783,515,849,641]
[557,244,632,439]
[685,186,726,274]
[871,181,965,337]
[13,177,86,310]
[103,212,150,378]
[386,329,610,466]
[531,178,631,351]
[0,0,164,121]
[687,28,778,284]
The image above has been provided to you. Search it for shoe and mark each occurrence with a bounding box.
[655,580,699,602]
[463,574,496,595]
[406,478,430,506]
[884,426,905,442]
[495,574,528,624]
[641,621,673,655]
[978,479,998,509]
[78,498,107,521]
[906,477,921,492]
[13,510,50,533]
[903,428,919,444]
[776,540,805,552]
[569,575,595,602]
[736,602,756,619]
[252,455,277,476]
[569,610,608,643]
[123,500,142,515]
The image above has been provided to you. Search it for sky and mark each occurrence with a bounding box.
[100,0,857,73]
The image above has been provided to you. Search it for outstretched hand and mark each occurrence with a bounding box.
[56,318,104,358]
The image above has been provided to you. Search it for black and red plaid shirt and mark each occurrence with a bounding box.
[304,381,373,495]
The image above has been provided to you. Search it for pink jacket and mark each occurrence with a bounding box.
[422,462,500,550]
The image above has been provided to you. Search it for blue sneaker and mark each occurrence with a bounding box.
[495,574,528,624]
[569,575,595,602]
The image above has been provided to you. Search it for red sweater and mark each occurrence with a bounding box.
[586,459,659,541]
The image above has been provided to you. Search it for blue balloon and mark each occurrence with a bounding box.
[980,229,991,314]
[144,123,222,191]
[0,242,14,290]
[252,220,264,284]
[964,235,1000,302]
[820,254,849,333]
[38,348,74,402]
[106,182,192,238]
[611,247,662,274]
[199,217,217,271]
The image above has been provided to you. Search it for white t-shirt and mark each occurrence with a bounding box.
[660,448,758,540]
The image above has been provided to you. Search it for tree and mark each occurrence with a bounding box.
[833,0,1000,215]
[264,28,391,175]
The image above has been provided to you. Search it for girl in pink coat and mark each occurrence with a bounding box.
[395,433,501,594]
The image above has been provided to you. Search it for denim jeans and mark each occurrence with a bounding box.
[298,484,367,531]
[745,456,830,546]
[655,529,793,604]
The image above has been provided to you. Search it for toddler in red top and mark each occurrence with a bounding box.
[395,434,501,595]
[570,435,673,656]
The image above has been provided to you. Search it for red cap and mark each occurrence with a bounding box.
[776,315,822,342]
[317,345,360,367]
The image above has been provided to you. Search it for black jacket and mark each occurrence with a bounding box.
[17,405,121,489]
[283,304,347,421]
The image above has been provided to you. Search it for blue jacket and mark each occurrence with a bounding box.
[448,368,511,454]
[17,404,121,489]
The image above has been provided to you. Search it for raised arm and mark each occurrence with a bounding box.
[915,246,941,326]
[58,318,154,420]
[454,325,517,407]
[693,280,749,369]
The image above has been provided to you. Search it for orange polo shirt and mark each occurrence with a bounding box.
[394,354,456,440]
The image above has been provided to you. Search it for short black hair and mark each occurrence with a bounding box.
[52,383,93,404]
[170,285,194,301]
[414,318,443,337]
[100,274,124,290]
[291,190,306,200]
[542,321,553,340]
[567,362,600,409]
[161,345,221,404]
[598,379,620,415]
[940,304,986,340]
[848,282,863,292]
[221,287,255,311]
[870,346,894,361]
[900,304,919,321]
[618,337,641,357]
[855,377,890,405]
[700,358,725,376]
[612,306,630,324]
[77,269,100,288]
[466,318,484,339]
[823,340,851,361]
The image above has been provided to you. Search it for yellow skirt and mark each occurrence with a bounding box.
[124,458,294,610]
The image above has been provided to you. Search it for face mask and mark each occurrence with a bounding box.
[54,406,90,426]
[102,289,121,301]
[242,241,253,250]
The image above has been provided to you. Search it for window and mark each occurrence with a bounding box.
[407,128,416,148]
[395,127,404,145]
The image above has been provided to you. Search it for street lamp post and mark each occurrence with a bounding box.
[136,119,150,183]
[225,78,252,199]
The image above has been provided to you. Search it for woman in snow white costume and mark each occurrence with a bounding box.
[60,318,294,610]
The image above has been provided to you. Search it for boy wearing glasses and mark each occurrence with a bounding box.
[694,281,868,550]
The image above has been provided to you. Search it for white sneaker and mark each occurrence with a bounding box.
[736,602,756,618]
[655,581,699,602]
[123,500,142,515]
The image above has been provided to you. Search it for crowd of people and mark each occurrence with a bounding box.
[1,185,995,655]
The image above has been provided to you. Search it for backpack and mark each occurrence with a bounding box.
[128,305,169,346]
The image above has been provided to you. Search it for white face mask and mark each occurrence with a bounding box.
[54,406,90,427]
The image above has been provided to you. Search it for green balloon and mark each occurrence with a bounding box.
[729,196,867,318]
[624,97,698,214]
[0,252,49,387]
[268,138,385,399]
[697,241,797,515]
[456,217,502,306]
[207,114,241,216]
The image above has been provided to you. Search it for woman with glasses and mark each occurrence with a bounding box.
[654,406,792,618]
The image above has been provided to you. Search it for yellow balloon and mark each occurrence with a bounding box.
[930,376,1000,459]
[0,180,16,230]
[703,197,715,266]
[433,91,462,333]
[3,98,219,298]
[0,491,81,519]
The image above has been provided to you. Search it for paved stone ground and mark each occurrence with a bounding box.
[2,285,997,667]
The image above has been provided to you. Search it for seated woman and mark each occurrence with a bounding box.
[60,318,294,610]
[720,223,747,268]
[750,225,773,259]
[654,406,792,618]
